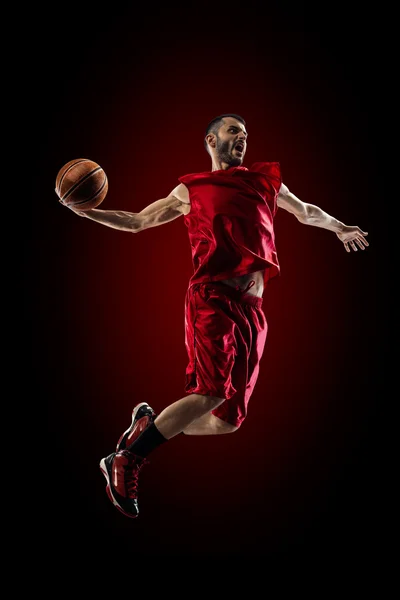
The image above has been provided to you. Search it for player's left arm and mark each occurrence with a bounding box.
[277,183,369,252]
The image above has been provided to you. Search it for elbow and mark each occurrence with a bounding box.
[296,208,309,224]
[298,204,318,225]
[296,213,308,224]
[131,214,144,233]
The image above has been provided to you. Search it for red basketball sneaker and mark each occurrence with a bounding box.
[116,402,156,452]
[99,450,149,519]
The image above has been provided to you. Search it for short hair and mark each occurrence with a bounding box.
[204,113,246,152]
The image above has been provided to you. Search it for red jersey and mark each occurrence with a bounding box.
[178,161,282,287]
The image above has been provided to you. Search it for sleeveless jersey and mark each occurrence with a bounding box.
[178,161,282,287]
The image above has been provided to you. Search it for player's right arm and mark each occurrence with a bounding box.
[66,184,190,232]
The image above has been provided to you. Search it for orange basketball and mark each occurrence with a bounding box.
[55,158,108,210]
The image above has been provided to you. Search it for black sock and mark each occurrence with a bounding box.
[128,422,167,458]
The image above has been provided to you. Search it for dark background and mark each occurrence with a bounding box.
[30,3,387,564]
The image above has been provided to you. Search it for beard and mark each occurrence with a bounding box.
[215,137,242,167]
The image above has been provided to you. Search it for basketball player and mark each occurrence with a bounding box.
[62,114,369,519]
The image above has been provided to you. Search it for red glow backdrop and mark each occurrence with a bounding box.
[32,7,383,560]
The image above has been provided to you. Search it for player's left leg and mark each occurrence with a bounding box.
[100,393,224,518]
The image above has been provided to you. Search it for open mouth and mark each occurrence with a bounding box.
[234,143,244,153]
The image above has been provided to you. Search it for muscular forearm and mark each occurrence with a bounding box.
[277,185,368,251]
[81,209,142,232]
[301,204,345,233]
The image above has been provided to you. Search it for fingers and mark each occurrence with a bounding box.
[355,238,365,250]
[58,200,86,216]
[346,237,369,251]
[344,232,370,252]
[354,234,369,250]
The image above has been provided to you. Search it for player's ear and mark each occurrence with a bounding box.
[205,133,216,149]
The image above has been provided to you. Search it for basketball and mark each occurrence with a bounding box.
[55,158,108,210]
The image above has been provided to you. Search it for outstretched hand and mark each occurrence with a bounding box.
[336,226,369,252]
[56,189,88,217]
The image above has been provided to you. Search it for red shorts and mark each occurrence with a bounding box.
[184,280,268,428]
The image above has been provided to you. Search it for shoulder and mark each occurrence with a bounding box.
[249,161,281,176]
[278,182,289,197]
[169,183,191,214]
[248,162,282,191]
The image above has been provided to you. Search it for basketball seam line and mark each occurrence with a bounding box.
[61,167,103,202]
[67,176,108,206]
[56,159,88,196]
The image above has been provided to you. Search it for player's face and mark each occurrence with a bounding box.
[216,118,248,166]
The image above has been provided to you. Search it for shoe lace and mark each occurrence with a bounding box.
[123,452,149,499]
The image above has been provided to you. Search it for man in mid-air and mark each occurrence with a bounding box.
[62,113,368,519]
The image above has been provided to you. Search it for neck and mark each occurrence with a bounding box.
[211,159,233,172]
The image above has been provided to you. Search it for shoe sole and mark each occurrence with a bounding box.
[99,458,138,519]
[116,402,154,452]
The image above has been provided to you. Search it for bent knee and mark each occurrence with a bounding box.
[218,421,239,433]
[211,414,239,433]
